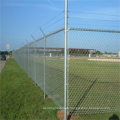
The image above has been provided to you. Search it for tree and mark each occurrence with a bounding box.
[104,51,107,54]
[96,50,102,55]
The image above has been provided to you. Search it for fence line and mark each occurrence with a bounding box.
[69,27,120,33]
[13,5,120,120]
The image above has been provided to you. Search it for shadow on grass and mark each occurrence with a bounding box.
[67,79,97,120]
[109,114,119,120]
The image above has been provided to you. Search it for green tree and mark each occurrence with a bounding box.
[104,51,107,54]
[96,50,102,55]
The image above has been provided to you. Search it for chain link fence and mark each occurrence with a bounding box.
[13,14,120,120]
[13,28,65,109]
[68,26,120,116]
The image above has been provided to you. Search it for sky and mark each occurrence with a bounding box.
[0,0,120,52]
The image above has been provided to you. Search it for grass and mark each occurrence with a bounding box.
[69,59,120,119]
[24,55,120,119]
[76,112,120,120]
[34,57,119,114]
[36,57,120,119]
[0,57,120,120]
[69,59,120,114]
[0,58,59,120]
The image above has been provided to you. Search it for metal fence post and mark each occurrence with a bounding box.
[22,43,25,69]
[39,27,46,99]
[27,43,30,77]
[35,41,37,83]
[25,39,30,77]
[64,0,68,119]
[31,35,37,83]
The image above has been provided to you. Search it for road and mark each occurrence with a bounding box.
[0,61,6,73]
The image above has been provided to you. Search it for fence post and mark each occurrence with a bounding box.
[39,27,46,99]
[64,0,68,120]
[22,43,25,69]
[31,35,37,84]
[28,43,30,77]
[25,39,30,77]
[27,40,30,77]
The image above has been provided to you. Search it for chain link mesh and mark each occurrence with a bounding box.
[13,29,65,109]
[45,30,65,107]
[13,26,120,117]
[68,26,120,114]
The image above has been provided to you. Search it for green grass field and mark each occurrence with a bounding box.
[28,55,120,117]
[45,57,120,119]
[0,58,59,120]
[69,59,120,114]
[1,57,119,120]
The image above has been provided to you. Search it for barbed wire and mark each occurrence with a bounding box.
[68,23,120,28]
[68,16,119,22]
[69,11,120,17]
[43,17,64,31]
[24,11,64,42]
[41,11,64,28]
[44,24,64,34]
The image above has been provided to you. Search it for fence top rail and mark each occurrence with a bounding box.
[14,27,120,52]
[69,27,120,33]
[14,28,64,52]
[29,28,65,45]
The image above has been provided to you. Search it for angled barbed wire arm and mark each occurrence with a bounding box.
[39,27,46,37]
[39,27,46,99]
[31,34,36,41]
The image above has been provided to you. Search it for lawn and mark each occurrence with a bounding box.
[41,57,120,118]
[0,58,59,120]
[1,57,119,120]
[69,59,120,114]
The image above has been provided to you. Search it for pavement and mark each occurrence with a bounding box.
[0,60,6,73]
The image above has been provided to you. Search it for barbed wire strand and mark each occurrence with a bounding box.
[41,11,64,27]
[68,23,120,28]
[69,11,120,17]
[69,16,119,22]
[43,17,64,31]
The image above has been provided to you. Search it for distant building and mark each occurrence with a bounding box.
[29,47,96,56]
[118,51,120,58]
[69,48,96,55]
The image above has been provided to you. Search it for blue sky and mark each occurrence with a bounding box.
[0,0,120,52]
